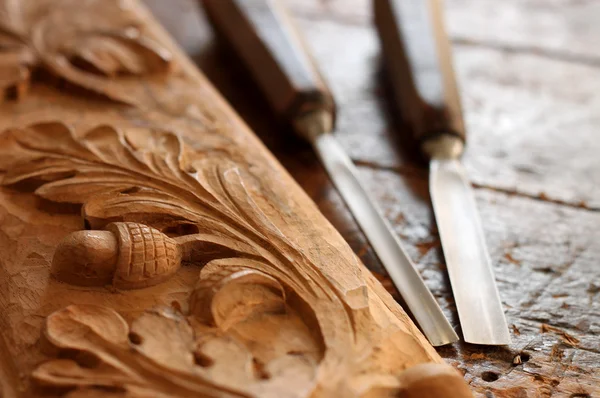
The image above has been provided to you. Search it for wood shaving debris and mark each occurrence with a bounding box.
[504,252,522,265]
[512,355,522,365]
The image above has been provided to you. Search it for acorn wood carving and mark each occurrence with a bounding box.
[0,0,472,397]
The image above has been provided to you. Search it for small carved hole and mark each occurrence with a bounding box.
[481,371,499,382]
[286,350,303,356]
[570,394,590,398]
[163,224,199,236]
[193,351,214,368]
[520,351,530,362]
[252,358,270,380]
[186,166,197,174]
[5,84,21,100]
[128,332,143,345]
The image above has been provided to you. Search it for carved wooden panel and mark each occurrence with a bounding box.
[0,0,471,397]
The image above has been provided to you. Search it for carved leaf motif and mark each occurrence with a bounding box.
[0,121,335,396]
[34,305,141,391]
[0,0,172,102]
[34,296,320,398]
[0,122,318,281]
[59,29,171,77]
[34,305,205,397]
[1,122,213,225]
[44,304,129,350]
[0,121,450,396]
[190,264,287,328]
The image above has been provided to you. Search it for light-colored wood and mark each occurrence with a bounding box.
[0,0,471,397]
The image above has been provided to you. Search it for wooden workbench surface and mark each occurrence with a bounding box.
[144,1,600,396]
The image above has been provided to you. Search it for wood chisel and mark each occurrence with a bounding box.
[375,0,510,345]
[202,0,458,346]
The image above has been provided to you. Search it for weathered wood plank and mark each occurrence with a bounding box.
[285,0,600,62]
[276,0,600,208]
[445,0,600,61]
[354,166,600,397]
[287,16,600,209]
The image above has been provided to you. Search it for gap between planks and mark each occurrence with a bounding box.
[289,10,600,70]
[352,159,600,213]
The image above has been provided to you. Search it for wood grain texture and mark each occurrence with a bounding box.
[287,0,600,64]
[144,0,600,397]
[0,0,472,397]
[283,0,600,209]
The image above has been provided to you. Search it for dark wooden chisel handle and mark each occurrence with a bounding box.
[202,0,335,129]
[374,0,465,144]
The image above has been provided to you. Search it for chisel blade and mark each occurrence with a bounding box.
[429,157,510,345]
[313,132,459,346]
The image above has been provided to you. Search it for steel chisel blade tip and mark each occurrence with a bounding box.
[313,133,458,346]
[430,158,510,345]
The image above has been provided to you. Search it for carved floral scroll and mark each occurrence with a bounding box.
[0,0,471,397]
[0,0,171,102]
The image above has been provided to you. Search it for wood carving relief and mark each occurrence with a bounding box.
[0,0,171,102]
[0,1,472,397]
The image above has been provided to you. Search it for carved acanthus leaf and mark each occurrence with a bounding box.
[33,292,319,397]
[0,120,466,396]
[1,122,213,223]
[2,122,293,268]
[0,121,330,396]
[56,28,171,78]
[0,122,283,286]
[33,305,224,397]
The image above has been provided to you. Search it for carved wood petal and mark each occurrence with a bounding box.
[33,302,322,397]
[58,29,171,78]
[0,0,172,102]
